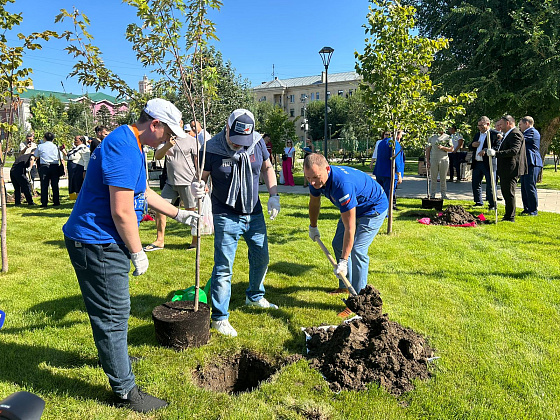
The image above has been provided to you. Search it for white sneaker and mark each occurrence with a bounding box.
[211,319,237,337]
[245,297,278,309]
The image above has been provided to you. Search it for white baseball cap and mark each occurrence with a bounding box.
[143,99,187,138]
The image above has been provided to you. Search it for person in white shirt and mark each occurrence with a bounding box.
[34,132,61,207]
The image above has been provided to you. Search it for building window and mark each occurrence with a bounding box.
[311,93,315,101]
[327,91,331,99]
[301,108,305,117]
[301,93,307,101]
[348,89,353,97]
[338,90,344,96]
[259,95,266,102]
[316,92,320,100]
[288,94,295,103]
[290,108,295,117]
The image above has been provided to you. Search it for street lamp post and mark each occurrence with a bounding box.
[319,46,334,157]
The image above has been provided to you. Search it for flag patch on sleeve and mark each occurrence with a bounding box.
[339,194,351,206]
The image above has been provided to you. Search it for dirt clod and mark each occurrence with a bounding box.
[430,204,477,225]
[305,285,434,396]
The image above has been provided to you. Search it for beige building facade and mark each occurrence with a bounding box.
[252,71,362,143]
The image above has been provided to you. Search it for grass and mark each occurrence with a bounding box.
[539,165,560,190]
[1,190,560,419]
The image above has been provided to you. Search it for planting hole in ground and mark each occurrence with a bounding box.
[192,349,278,394]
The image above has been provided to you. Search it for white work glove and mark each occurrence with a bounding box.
[190,181,206,199]
[130,250,149,276]
[268,195,280,220]
[309,225,320,242]
[333,258,348,280]
[485,148,496,157]
[174,209,201,227]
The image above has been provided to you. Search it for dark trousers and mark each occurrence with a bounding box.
[449,152,461,180]
[9,170,34,205]
[500,175,518,220]
[520,165,541,213]
[39,164,60,206]
[471,161,497,207]
[72,164,85,194]
[376,175,397,207]
[67,161,78,194]
[64,236,135,396]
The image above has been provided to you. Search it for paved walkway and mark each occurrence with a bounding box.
[259,174,560,214]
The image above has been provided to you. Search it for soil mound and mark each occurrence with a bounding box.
[431,204,477,225]
[305,285,434,395]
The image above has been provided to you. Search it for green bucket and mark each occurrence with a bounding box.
[172,279,212,304]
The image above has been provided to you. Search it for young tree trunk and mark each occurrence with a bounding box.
[387,144,395,234]
[0,162,7,273]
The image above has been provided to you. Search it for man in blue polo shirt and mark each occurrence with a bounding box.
[305,153,388,315]
[63,99,199,413]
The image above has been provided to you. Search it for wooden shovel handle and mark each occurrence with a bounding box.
[315,238,358,296]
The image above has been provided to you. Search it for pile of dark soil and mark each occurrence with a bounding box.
[430,204,477,225]
[304,285,434,395]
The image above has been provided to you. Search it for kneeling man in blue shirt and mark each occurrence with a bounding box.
[305,153,388,314]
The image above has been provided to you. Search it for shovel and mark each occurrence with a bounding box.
[315,238,358,297]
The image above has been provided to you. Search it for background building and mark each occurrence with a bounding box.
[252,71,362,142]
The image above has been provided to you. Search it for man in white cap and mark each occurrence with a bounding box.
[63,98,199,413]
[190,109,280,337]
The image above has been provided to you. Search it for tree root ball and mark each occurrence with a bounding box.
[152,301,210,350]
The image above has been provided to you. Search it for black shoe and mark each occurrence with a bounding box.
[473,203,484,207]
[488,206,496,211]
[501,217,515,222]
[520,210,529,215]
[115,385,168,413]
[27,202,36,206]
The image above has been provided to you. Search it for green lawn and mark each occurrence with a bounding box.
[539,164,560,190]
[1,192,559,419]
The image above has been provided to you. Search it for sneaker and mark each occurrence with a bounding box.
[337,307,353,318]
[488,206,497,211]
[211,319,238,337]
[473,203,484,207]
[115,385,168,413]
[245,297,278,309]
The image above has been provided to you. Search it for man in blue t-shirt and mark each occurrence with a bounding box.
[63,99,199,413]
[190,109,281,337]
[305,153,388,316]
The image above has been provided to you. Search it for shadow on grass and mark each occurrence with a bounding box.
[267,228,305,245]
[268,261,314,276]
[0,342,112,402]
[230,282,347,353]
[26,293,169,322]
[44,239,67,248]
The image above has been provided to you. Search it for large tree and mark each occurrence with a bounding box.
[306,95,349,145]
[405,0,560,156]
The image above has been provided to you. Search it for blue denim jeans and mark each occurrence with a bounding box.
[65,236,135,397]
[211,212,269,321]
[471,161,497,207]
[331,209,387,293]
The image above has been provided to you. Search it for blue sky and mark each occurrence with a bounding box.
[5,0,373,96]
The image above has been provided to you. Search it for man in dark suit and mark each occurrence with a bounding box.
[518,116,542,216]
[469,116,501,210]
[485,115,527,222]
